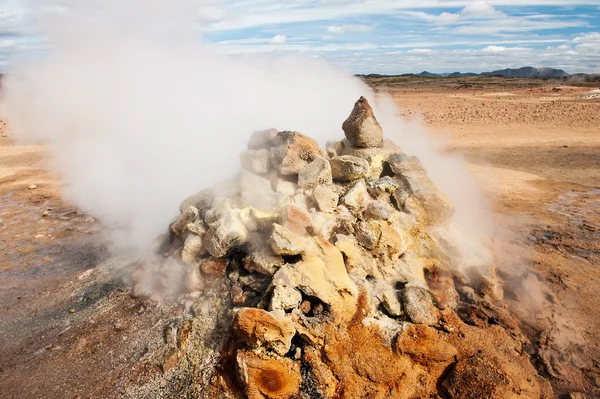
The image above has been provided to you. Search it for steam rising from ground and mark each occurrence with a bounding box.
[0,0,490,257]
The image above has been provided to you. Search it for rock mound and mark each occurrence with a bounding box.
[133,97,553,398]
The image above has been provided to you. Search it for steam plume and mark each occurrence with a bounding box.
[0,0,490,259]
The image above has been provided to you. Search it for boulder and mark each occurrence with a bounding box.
[342,96,384,148]
[298,157,332,189]
[236,350,302,399]
[233,308,296,356]
[203,209,249,258]
[330,155,369,182]
[403,286,440,325]
[269,224,307,256]
[243,251,284,276]
[171,206,199,236]
[270,131,323,175]
[312,186,338,213]
[340,179,371,212]
[270,285,303,311]
[181,233,206,265]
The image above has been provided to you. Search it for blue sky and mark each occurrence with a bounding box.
[1,0,600,74]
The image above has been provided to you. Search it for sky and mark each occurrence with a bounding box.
[0,0,599,74]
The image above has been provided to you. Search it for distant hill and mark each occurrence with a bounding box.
[480,67,569,78]
[358,66,579,79]
[416,71,440,77]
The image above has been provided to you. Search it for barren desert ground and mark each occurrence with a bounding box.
[0,79,599,398]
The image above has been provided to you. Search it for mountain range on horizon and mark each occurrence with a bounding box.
[361,66,599,79]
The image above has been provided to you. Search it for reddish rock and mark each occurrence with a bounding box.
[199,257,228,277]
[280,203,313,236]
[342,97,383,149]
[233,308,295,356]
[236,350,301,399]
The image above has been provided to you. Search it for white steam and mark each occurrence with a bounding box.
[0,0,491,258]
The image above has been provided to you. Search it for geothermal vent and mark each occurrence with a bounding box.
[133,97,552,398]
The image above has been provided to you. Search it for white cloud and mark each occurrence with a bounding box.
[461,1,503,17]
[327,25,373,34]
[270,34,287,44]
[482,45,507,52]
[435,12,461,25]
[408,48,433,53]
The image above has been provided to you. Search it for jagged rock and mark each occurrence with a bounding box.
[380,288,402,317]
[171,206,199,236]
[240,149,270,175]
[396,324,457,366]
[342,96,383,148]
[179,188,214,214]
[243,251,284,276]
[355,220,381,249]
[272,238,358,319]
[270,285,302,311]
[233,308,296,356]
[335,234,378,278]
[269,224,307,255]
[330,155,369,182]
[403,286,440,325]
[236,350,302,399]
[203,209,249,257]
[326,140,345,158]
[181,233,206,265]
[298,157,332,189]
[341,179,370,212]
[240,207,280,232]
[248,128,278,150]
[280,203,313,236]
[312,186,338,213]
[270,131,323,175]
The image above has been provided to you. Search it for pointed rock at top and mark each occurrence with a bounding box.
[342,96,384,149]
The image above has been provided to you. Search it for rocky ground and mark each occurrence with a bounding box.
[0,80,598,398]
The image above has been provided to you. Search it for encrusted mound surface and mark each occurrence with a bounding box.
[133,97,552,398]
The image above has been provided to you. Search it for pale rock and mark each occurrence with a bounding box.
[171,206,199,236]
[272,238,358,320]
[341,179,370,212]
[270,285,303,311]
[270,224,307,255]
[270,131,322,175]
[298,157,332,189]
[248,128,278,150]
[205,197,235,224]
[334,234,378,278]
[179,188,214,214]
[403,286,440,325]
[186,220,207,236]
[240,149,270,175]
[239,207,279,232]
[403,171,455,225]
[341,146,396,180]
[364,201,395,221]
[181,233,206,265]
[203,209,249,258]
[280,203,313,236]
[380,288,403,317]
[330,155,369,182]
[184,265,205,293]
[243,251,284,276]
[312,186,338,213]
[342,96,383,148]
[233,308,296,356]
[326,140,346,158]
[387,153,426,174]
